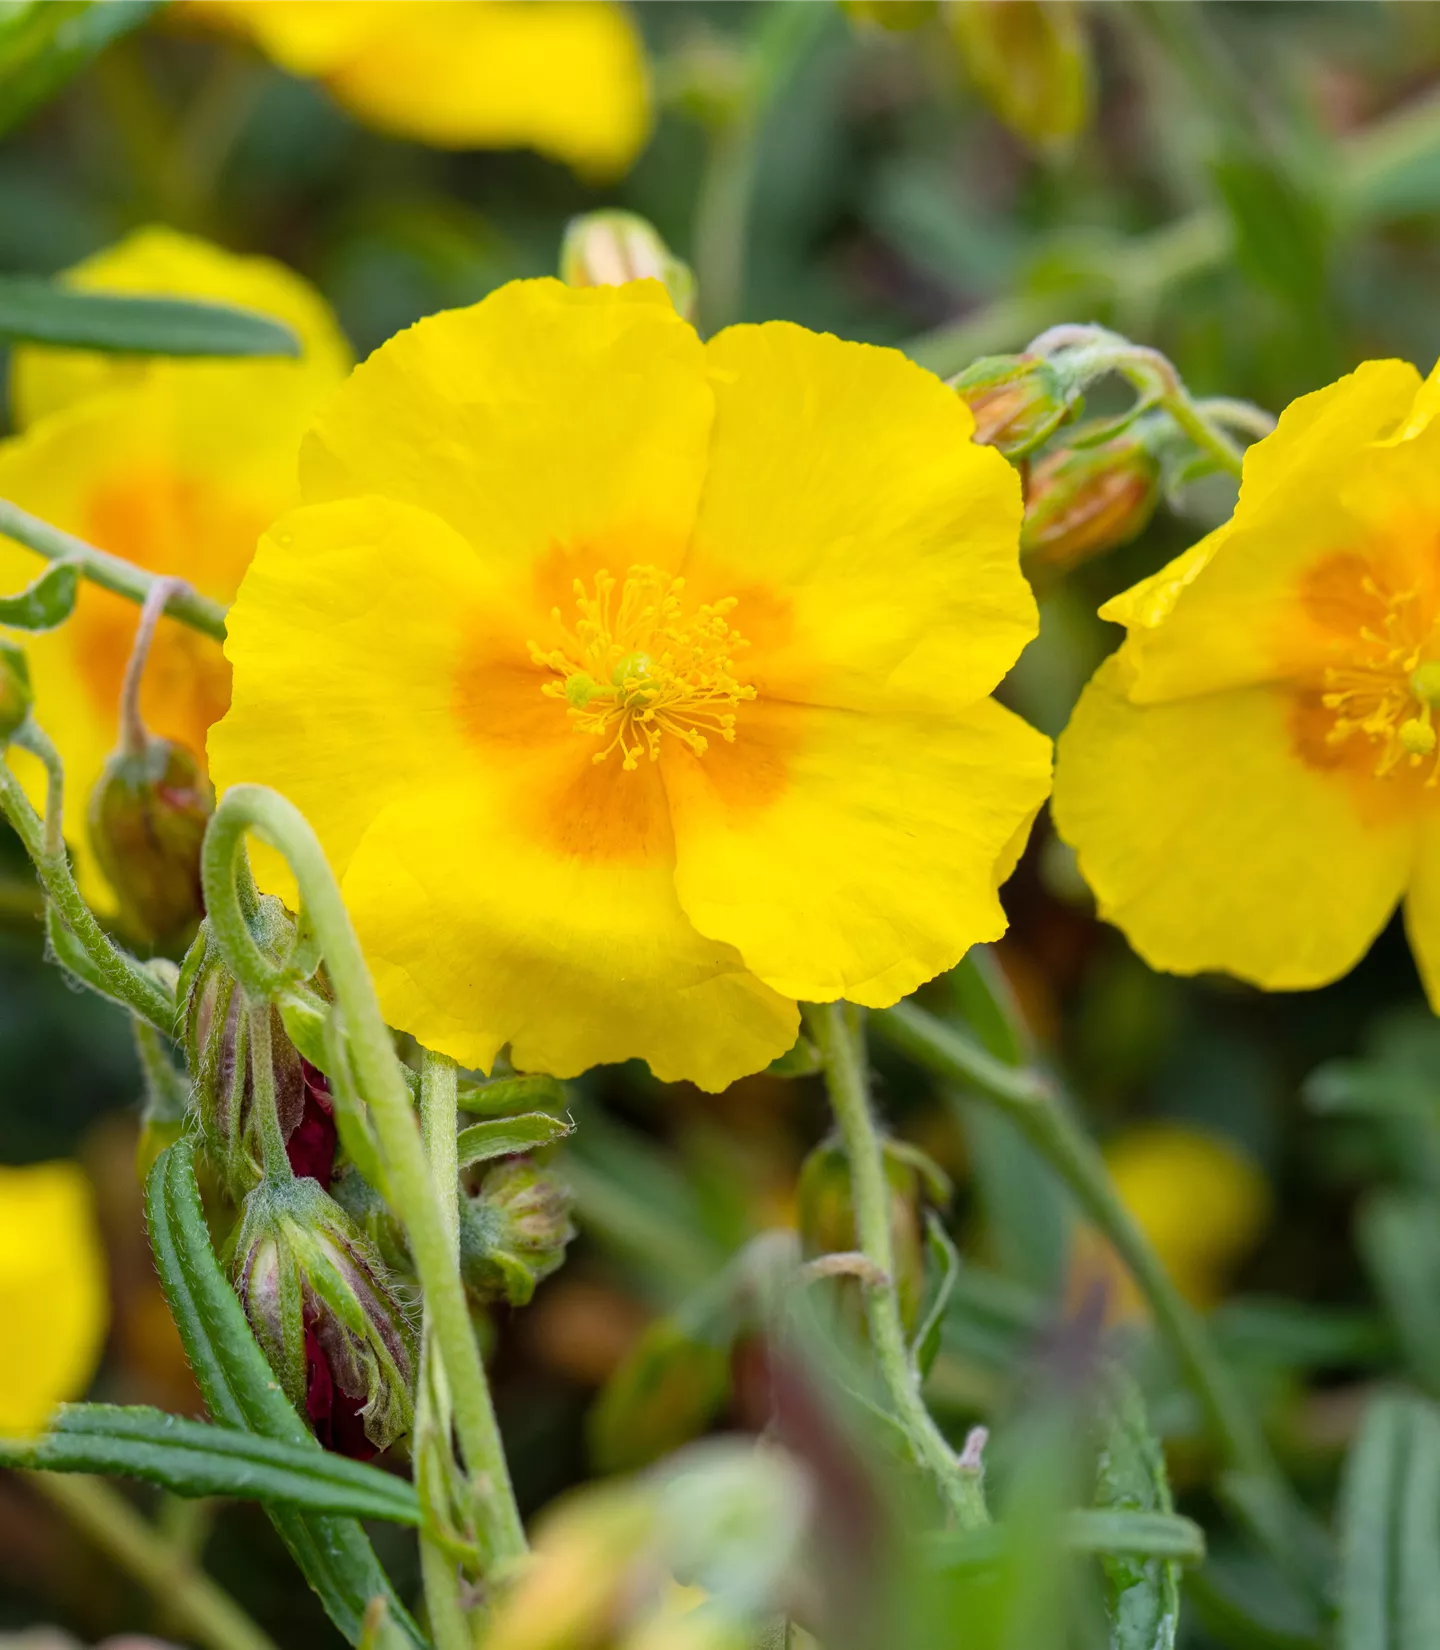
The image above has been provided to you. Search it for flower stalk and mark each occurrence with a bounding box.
[804,1001,988,1530]
[200,785,527,1568]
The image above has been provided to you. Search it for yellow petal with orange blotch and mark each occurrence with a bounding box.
[665,695,1051,1006]
[1053,655,1416,989]
[299,280,711,580]
[689,322,1034,714]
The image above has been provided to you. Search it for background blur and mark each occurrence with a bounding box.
[4,3,1440,1646]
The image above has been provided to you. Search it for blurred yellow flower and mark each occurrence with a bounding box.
[210,278,1051,1090]
[1054,359,1440,1002]
[0,1161,107,1436]
[187,1,652,179]
[0,228,350,911]
[1070,1125,1270,1321]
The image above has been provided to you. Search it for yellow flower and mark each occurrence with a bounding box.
[1069,1125,1269,1321]
[1054,358,1440,1001]
[0,1161,107,1436]
[0,228,351,910]
[210,279,1051,1091]
[185,1,652,179]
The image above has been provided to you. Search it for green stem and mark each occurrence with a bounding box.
[12,718,64,858]
[29,1472,279,1650]
[132,1011,191,1119]
[804,1002,988,1529]
[417,1050,473,1650]
[0,745,174,1030]
[0,498,228,641]
[247,998,292,1180]
[201,786,526,1567]
[873,998,1271,1479]
[691,1,831,334]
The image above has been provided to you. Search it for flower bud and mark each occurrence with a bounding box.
[232,1176,416,1458]
[460,1156,575,1307]
[330,1159,412,1278]
[0,638,33,743]
[840,0,937,30]
[1020,435,1161,574]
[946,0,1091,154]
[560,211,697,321]
[87,735,214,951]
[951,353,1079,458]
[179,904,310,1199]
[796,1139,925,1332]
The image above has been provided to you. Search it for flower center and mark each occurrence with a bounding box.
[529,565,755,770]
[1320,577,1440,779]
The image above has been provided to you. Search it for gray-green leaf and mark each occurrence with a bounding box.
[455,1110,573,1168]
[0,559,79,630]
[0,276,301,357]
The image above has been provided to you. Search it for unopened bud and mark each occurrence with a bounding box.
[840,0,937,30]
[1020,435,1160,573]
[561,211,697,321]
[233,1177,416,1458]
[946,0,1091,154]
[330,1160,412,1278]
[179,904,314,1199]
[87,736,213,951]
[797,1139,925,1332]
[0,638,33,743]
[460,1156,575,1307]
[951,352,1079,458]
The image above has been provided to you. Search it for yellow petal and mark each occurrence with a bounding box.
[1110,359,1425,703]
[328,2,650,177]
[340,776,798,1093]
[300,280,711,578]
[665,695,1051,1005]
[0,1162,107,1436]
[209,496,501,890]
[0,371,314,907]
[1404,817,1440,1014]
[1053,655,1415,989]
[691,321,1035,713]
[11,224,350,428]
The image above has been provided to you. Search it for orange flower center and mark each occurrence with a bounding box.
[530,565,755,770]
[1318,576,1440,780]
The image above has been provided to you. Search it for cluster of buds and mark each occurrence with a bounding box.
[180,899,335,1200]
[232,1175,416,1459]
[460,1156,576,1308]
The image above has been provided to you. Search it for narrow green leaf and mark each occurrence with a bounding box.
[1338,1392,1440,1650]
[1095,1371,1183,1650]
[0,1404,421,1525]
[146,1140,427,1649]
[456,1072,569,1116]
[0,277,301,357]
[1358,1192,1440,1397]
[455,1110,573,1168]
[911,1212,959,1378]
[0,1,160,138]
[0,559,79,630]
[924,1508,1205,1574]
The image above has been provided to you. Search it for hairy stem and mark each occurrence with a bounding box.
[247,998,291,1180]
[30,1473,279,1650]
[0,744,174,1030]
[804,1002,988,1529]
[119,576,187,755]
[417,1049,473,1650]
[202,786,526,1566]
[0,498,228,640]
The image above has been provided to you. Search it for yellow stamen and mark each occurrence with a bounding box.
[529,565,756,770]
[1317,583,1440,781]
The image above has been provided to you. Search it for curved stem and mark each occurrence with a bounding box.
[804,1002,988,1530]
[29,1472,279,1650]
[872,998,1271,1478]
[0,498,228,641]
[201,785,526,1567]
[0,746,174,1030]
[12,718,65,859]
[119,576,187,755]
